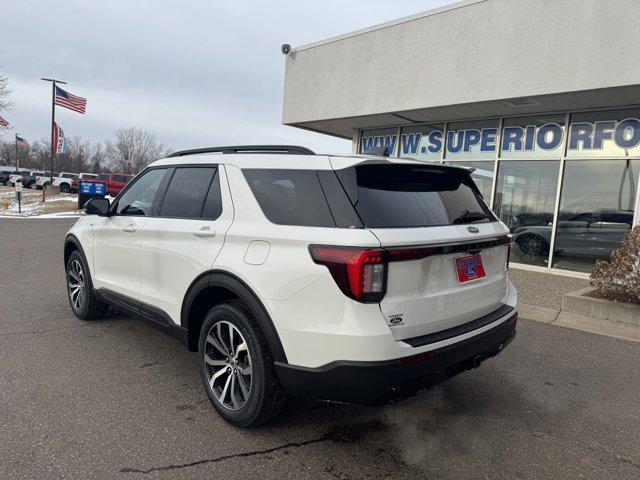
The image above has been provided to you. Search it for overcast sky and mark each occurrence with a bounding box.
[1,0,451,154]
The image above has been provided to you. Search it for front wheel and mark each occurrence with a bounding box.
[66,250,108,320]
[198,301,285,427]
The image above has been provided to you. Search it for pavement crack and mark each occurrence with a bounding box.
[120,436,329,474]
[589,445,640,470]
[120,419,384,475]
[0,324,97,337]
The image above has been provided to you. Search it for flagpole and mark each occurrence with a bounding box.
[41,78,67,189]
[14,133,18,170]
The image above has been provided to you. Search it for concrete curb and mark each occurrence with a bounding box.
[562,287,640,326]
[518,302,640,343]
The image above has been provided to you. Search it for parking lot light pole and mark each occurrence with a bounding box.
[40,78,67,191]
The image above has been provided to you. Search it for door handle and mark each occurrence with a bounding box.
[193,226,216,238]
[122,224,136,233]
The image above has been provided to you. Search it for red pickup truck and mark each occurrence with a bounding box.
[97,173,134,196]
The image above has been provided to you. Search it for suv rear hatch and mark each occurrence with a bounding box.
[330,160,511,341]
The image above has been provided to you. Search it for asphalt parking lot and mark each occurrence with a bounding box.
[1,218,640,480]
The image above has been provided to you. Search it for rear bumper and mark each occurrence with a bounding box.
[275,311,517,405]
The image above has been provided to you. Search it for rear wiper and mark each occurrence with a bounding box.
[452,210,491,224]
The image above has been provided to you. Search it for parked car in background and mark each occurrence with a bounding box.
[9,171,31,186]
[0,167,17,185]
[35,172,60,189]
[53,173,78,193]
[70,173,99,193]
[102,173,133,196]
[22,171,47,189]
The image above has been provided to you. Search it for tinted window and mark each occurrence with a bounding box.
[62,173,76,179]
[243,169,335,227]
[335,164,495,228]
[159,167,217,219]
[113,175,130,183]
[114,168,166,216]
[201,170,223,220]
[98,174,110,180]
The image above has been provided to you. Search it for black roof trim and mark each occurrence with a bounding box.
[168,145,315,157]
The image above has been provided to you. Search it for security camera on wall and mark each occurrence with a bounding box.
[281,44,292,55]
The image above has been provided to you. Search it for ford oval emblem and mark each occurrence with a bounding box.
[467,226,480,233]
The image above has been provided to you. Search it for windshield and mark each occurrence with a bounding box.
[334,164,496,228]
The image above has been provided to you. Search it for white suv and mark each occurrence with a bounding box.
[64,145,517,427]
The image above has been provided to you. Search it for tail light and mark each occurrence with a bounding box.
[309,246,387,303]
[35,176,40,181]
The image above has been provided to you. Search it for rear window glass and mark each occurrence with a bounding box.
[113,175,130,183]
[335,164,496,228]
[243,169,335,227]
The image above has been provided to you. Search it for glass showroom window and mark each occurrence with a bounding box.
[552,159,639,273]
[398,124,444,161]
[359,127,399,156]
[500,114,566,159]
[444,119,499,161]
[493,160,560,267]
[565,109,640,158]
[444,161,495,200]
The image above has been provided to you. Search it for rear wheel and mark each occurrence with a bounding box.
[60,183,70,193]
[516,233,548,257]
[198,301,285,427]
[66,250,108,320]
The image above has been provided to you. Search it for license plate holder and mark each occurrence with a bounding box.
[455,254,486,283]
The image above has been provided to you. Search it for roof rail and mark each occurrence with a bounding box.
[168,145,315,157]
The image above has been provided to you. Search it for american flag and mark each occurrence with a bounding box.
[0,115,8,128]
[54,86,87,114]
[16,135,29,148]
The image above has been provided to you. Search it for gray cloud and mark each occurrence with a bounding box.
[1,0,451,152]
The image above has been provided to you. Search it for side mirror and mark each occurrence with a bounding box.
[85,197,111,216]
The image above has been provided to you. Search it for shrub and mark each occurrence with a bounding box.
[590,225,640,305]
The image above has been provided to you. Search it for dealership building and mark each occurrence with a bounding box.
[282,0,640,276]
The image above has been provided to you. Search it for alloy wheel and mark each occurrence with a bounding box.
[67,259,85,311]
[204,321,253,411]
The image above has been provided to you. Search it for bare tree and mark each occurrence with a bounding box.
[0,68,11,113]
[0,67,13,138]
[105,127,170,174]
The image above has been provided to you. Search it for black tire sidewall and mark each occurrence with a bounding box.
[66,250,95,319]
[197,303,269,426]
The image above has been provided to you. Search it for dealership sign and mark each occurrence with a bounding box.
[361,118,640,158]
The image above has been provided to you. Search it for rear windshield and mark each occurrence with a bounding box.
[335,164,495,228]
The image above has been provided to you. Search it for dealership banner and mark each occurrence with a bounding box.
[53,122,67,155]
[361,117,640,159]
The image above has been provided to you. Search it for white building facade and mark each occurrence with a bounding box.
[282,0,640,275]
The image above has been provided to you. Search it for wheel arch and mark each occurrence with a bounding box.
[181,270,287,363]
[64,234,85,267]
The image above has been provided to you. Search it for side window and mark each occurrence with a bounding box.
[243,169,335,227]
[201,169,223,220]
[159,167,217,219]
[114,168,166,216]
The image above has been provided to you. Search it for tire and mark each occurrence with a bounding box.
[516,234,548,257]
[60,183,70,193]
[65,250,108,320]
[198,300,285,427]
